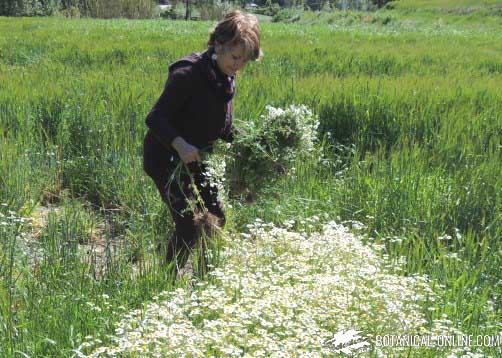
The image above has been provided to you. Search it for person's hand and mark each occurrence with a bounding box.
[171,136,201,164]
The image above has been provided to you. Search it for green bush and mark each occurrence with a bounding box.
[81,0,158,19]
[1,0,61,16]
[272,8,302,23]
[160,3,183,20]
[253,4,281,17]
[197,1,235,21]
[371,11,396,25]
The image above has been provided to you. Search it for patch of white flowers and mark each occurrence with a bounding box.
[202,153,228,208]
[260,104,320,162]
[84,219,463,357]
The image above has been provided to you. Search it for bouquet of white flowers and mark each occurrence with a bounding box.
[223,104,319,200]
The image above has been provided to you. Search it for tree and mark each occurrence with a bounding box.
[0,0,24,15]
[185,0,191,19]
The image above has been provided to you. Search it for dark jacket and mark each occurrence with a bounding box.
[143,49,236,179]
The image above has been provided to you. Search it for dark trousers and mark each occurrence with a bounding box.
[149,157,225,273]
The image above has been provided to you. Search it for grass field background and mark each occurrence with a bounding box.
[0,1,501,356]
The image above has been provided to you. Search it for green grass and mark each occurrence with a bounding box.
[0,9,501,357]
[278,0,502,29]
[391,0,502,11]
[386,0,502,29]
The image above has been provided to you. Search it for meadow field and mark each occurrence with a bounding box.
[0,2,501,357]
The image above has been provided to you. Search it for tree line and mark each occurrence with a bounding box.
[0,0,157,18]
[0,0,392,18]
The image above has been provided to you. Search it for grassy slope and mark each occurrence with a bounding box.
[283,0,501,29]
[391,0,502,10]
[387,0,502,28]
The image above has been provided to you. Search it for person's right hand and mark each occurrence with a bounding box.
[171,136,201,164]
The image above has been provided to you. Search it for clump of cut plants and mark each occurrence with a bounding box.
[225,104,319,200]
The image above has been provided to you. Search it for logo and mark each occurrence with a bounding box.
[324,329,371,354]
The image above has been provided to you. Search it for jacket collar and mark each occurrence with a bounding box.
[202,48,236,102]
[168,49,235,102]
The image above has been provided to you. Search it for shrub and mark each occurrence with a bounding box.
[81,0,158,19]
[371,12,395,25]
[272,8,302,23]
[3,0,61,16]
[160,3,183,20]
[197,0,234,21]
[253,3,281,17]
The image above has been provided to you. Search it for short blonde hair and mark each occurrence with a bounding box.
[208,10,263,61]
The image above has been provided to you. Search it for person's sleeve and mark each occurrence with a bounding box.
[145,66,192,150]
[221,125,240,143]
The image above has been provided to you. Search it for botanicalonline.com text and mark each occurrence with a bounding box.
[375,334,502,348]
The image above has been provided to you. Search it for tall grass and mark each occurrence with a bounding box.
[0,12,500,356]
